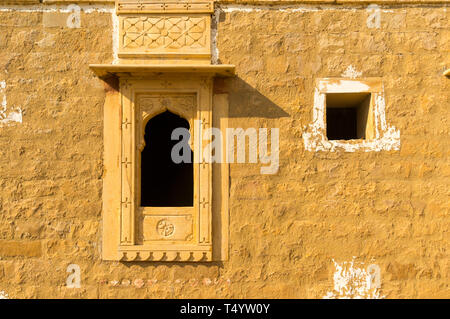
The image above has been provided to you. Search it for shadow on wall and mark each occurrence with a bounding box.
[215,77,290,119]
[101,76,288,269]
[107,76,290,119]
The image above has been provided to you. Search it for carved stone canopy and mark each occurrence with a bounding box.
[90,0,235,78]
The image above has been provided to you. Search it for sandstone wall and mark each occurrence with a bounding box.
[0,2,448,298]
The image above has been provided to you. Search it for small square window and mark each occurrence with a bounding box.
[303,78,400,152]
[326,93,371,140]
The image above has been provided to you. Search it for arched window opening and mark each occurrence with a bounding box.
[141,111,193,207]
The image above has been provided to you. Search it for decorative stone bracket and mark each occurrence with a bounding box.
[90,0,234,262]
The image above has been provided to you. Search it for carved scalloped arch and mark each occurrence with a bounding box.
[138,94,196,151]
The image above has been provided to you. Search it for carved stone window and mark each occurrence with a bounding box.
[90,0,234,262]
[119,77,214,261]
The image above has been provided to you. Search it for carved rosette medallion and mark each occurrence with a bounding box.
[156,219,175,237]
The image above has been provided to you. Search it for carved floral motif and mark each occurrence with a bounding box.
[122,16,208,50]
[138,94,196,119]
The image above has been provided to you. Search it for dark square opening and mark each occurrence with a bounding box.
[326,93,371,141]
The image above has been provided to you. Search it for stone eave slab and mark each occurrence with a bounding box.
[89,64,236,78]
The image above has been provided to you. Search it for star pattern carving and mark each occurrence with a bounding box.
[122,16,207,50]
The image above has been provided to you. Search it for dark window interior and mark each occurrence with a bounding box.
[326,107,357,140]
[326,93,371,141]
[140,111,193,207]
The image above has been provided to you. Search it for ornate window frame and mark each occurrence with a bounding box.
[118,76,213,261]
[90,0,234,262]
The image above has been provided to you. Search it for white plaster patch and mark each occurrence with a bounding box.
[112,9,119,64]
[0,290,8,299]
[211,7,220,64]
[302,79,400,152]
[341,65,362,79]
[323,259,384,299]
[0,80,23,127]
[318,79,370,93]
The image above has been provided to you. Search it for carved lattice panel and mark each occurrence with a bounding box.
[122,16,208,49]
[119,14,211,59]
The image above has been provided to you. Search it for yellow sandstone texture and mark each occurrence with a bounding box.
[0,1,449,298]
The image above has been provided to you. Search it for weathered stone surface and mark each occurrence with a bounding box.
[0,240,42,257]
